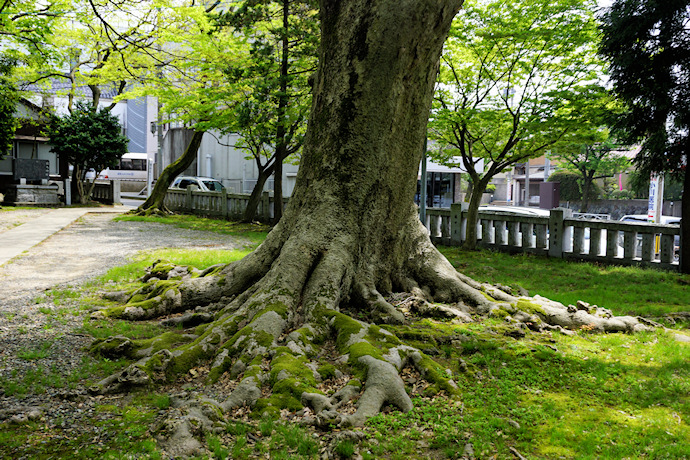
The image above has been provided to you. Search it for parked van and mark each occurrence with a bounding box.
[99,153,150,181]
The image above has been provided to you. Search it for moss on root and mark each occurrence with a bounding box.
[515,299,546,316]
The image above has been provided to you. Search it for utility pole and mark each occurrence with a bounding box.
[420,138,427,225]
[525,159,530,206]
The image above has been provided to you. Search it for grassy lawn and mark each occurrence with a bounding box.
[3,214,687,459]
[440,246,690,318]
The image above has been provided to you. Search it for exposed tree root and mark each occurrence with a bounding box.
[87,223,654,456]
[127,206,173,218]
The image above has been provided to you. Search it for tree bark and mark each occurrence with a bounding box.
[135,130,205,214]
[681,169,690,273]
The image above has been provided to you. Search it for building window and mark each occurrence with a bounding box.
[415,172,455,208]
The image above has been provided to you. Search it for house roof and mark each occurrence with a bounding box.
[20,80,123,100]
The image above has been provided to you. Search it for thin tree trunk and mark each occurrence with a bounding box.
[581,170,594,213]
[681,169,690,273]
[136,130,205,214]
[242,163,274,222]
[273,0,290,225]
[462,176,490,250]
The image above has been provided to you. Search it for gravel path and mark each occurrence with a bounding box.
[0,211,246,456]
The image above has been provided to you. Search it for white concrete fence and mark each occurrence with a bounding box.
[427,204,681,271]
[164,187,287,222]
[159,187,681,271]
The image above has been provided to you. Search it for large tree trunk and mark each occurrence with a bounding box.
[135,130,205,215]
[90,2,654,456]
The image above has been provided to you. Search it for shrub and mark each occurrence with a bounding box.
[548,170,602,201]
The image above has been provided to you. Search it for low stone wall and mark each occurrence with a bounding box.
[164,188,287,223]
[560,199,683,219]
[4,184,60,206]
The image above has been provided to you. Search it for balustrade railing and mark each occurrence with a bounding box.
[164,187,286,222]
[163,188,681,271]
[429,204,681,271]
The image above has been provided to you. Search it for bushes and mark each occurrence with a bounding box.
[547,170,602,201]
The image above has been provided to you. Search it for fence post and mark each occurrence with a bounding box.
[450,202,467,246]
[112,180,121,205]
[261,191,270,221]
[221,188,228,218]
[64,179,71,206]
[548,207,572,258]
[185,186,195,213]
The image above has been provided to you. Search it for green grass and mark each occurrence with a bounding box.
[0,206,49,212]
[115,214,270,247]
[0,399,162,459]
[17,340,54,360]
[0,354,129,397]
[362,324,690,459]
[91,247,252,286]
[440,246,690,317]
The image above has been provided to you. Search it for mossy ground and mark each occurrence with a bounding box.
[7,314,686,459]
[3,216,689,459]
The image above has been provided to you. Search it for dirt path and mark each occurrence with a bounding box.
[0,211,246,453]
[0,212,240,305]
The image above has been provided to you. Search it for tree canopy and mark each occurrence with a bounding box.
[599,0,690,272]
[0,61,20,159]
[599,0,690,179]
[48,102,128,203]
[548,88,630,211]
[429,0,603,248]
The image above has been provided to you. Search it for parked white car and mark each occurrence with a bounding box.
[478,205,551,217]
[169,176,225,192]
[618,214,681,258]
[619,214,681,226]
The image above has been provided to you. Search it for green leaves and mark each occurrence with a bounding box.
[217,0,319,164]
[599,0,690,178]
[0,72,20,159]
[429,0,603,174]
[48,101,128,188]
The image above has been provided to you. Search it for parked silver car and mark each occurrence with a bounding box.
[169,176,225,192]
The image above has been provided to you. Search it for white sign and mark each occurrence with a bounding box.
[647,174,664,223]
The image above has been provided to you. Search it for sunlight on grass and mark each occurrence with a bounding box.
[115,214,269,247]
[93,247,252,285]
[440,246,690,317]
[364,321,690,459]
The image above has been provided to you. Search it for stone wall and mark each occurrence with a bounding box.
[560,199,683,219]
[4,184,60,206]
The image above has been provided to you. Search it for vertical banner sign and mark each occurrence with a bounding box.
[506,174,512,203]
[648,174,659,223]
[147,159,154,198]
